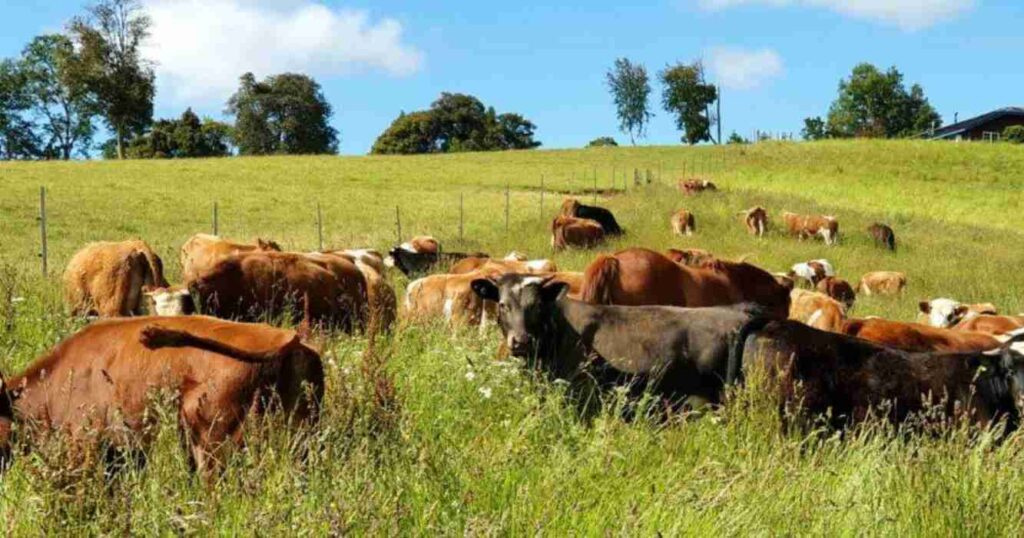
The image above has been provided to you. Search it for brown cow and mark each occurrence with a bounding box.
[678,179,718,195]
[551,216,605,250]
[180,234,282,283]
[665,248,715,267]
[742,206,768,237]
[955,315,1024,336]
[188,251,367,332]
[858,271,906,296]
[671,209,695,236]
[403,271,496,328]
[450,256,558,275]
[580,248,790,319]
[867,223,897,252]
[64,240,169,318]
[0,316,323,474]
[781,211,839,245]
[399,236,440,255]
[841,318,1001,353]
[816,277,856,310]
[307,251,395,333]
[918,298,998,328]
[789,289,845,332]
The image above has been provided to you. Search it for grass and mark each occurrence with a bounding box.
[1,139,1024,534]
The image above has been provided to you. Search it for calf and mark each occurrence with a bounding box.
[789,259,835,286]
[0,316,323,474]
[815,277,856,311]
[789,289,845,332]
[471,274,768,408]
[867,223,897,252]
[740,320,1024,430]
[450,256,558,275]
[841,317,1001,353]
[180,234,281,283]
[858,271,906,296]
[64,240,169,318]
[670,209,696,236]
[678,179,718,196]
[742,207,768,237]
[560,199,623,235]
[781,212,839,245]
[918,298,997,328]
[403,271,496,329]
[552,216,605,250]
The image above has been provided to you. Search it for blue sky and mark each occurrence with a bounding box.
[3,0,1022,154]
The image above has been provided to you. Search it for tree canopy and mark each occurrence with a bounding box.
[606,58,652,145]
[371,92,540,155]
[659,61,718,145]
[587,136,618,148]
[227,72,338,155]
[108,108,232,159]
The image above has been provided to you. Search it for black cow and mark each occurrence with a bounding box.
[470,273,768,409]
[867,223,896,252]
[386,248,488,277]
[561,199,623,235]
[738,320,1024,430]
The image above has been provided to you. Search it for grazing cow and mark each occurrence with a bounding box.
[560,199,623,235]
[815,277,856,310]
[867,223,897,252]
[0,316,323,474]
[858,271,906,296]
[679,179,718,196]
[781,212,839,245]
[840,318,1001,353]
[789,289,845,332]
[307,251,396,333]
[180,234,281,284]
[470,274,769,408]
[552,216,605,250]
[740,320,1024,430]
[665,248,715,267]
[670,209,696,236]
[581,248,790,320]
[954,315,1024,336]
[788,259,835,286]
[386,249,488,277]
[64,240,169,318]
[321,248,386,276]
[742,207,768,237]
[450,256,558,275]
[188,251,367,332]
[142,286,195,316]
[918,298,998,328]
[403,271,496,328]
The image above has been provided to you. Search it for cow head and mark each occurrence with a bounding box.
[919,298,969,328]
[143,287,195,316]
[471,274,569,358]
[979,330,1024,422]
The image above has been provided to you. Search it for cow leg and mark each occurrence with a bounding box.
[179,387,247,478]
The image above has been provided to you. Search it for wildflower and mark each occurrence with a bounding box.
[479,386,493,399]
[11,297,25,304]
[465,371,476,382]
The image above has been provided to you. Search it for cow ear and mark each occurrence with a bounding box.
[541,282,570,303]
[918,301,931,314]
[471,279,500,302]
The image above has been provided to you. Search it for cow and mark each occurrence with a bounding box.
[63,240,169,318]
[741,207,768,237]
[307,251,396,333]
[180,234,281,284]
[788,259,835,286]
[0,316,323,475]
[840,317,1001,353]
[560,199,623,235]
[321,248,386,276]
[773,273,796,291]
[789,289,845,332]
[188,251,367,332]
[386,249,488,277]
[815,277,856,311]
[399,236,440,255]
[781,212,839,245]
[918,298,998,328]
[679,179,718,196]
[142,286,195,316]
[867,223,897,252]
[580,248,790,320]
[403,271,497,329]
[665,248,715,267]
[551,216,605,250]
[670,209,695,236]
[954,315,1024,336]
[450,256,558,275]
[858,271,906,296]
[739,320,1024,430]
[470,274,769,410]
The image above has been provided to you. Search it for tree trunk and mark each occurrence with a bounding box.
[116,125,125,160]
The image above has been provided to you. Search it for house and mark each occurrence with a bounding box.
[928,107,1024,141]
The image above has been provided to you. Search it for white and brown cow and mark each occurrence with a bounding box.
[782,211,839,245]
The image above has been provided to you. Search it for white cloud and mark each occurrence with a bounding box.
[142,0,424,103]
[708,47,783,90]
[698,0,976,30]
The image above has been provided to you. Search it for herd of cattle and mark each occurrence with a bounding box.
[2,186,1024,477]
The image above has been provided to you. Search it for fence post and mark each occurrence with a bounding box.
[39,186,47,277]
[395,206,402,243]
[316,202,324,251]
[505,182,510,233]
[213,202,219,236]
[459,193,464,242]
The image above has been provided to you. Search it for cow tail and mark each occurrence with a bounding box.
[580,255,619,305]
[727,317,773,386]
[139,325,299,363]
[141,249,167,288]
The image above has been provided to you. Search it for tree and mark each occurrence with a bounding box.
[606,58,652,145]
[111,108,232,159]
[801,116,828,141]
[226,72,338,155]
[19,35,97,160]
[824,63,940,138]
[70,0,155,159]
[371,92,540,155]
[0,59,39,159]
[587,136,618,148]
[726,132,749,145]
[1004,126,1024,144]
[660,61,718,145]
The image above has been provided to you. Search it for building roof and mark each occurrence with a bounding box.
[929,107,1024,139]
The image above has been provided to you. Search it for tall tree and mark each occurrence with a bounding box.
[606,58,652,145]
[801,116,828,141]
[19,35,97,160]
[226,72,338,155]
[824,63,940,138]
[70,0,155,159]
[659,61,718,145]
[0,59,39,159]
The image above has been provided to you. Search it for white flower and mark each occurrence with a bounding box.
[479,386,492,399]
[11,297,25,304]
[465,371,476,382]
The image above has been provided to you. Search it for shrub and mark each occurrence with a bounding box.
[587,136,618,148]
[1003,125,1024,144]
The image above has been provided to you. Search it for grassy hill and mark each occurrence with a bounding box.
[1,140,1024,534]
